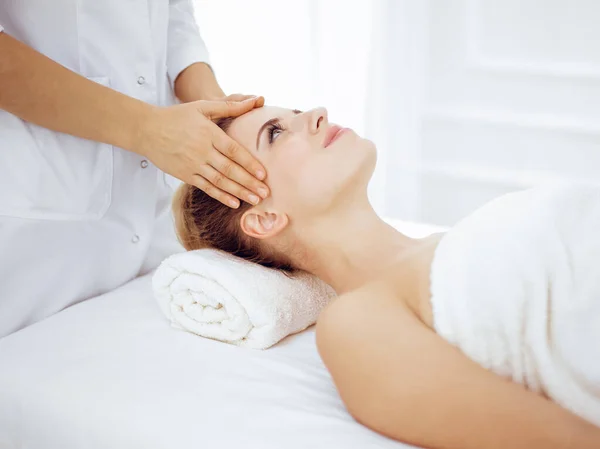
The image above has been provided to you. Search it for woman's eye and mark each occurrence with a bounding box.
[268,125,284,143]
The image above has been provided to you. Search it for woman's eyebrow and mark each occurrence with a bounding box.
[255,109,302,150]
[256,118,279,150]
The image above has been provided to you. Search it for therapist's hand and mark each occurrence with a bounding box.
[135,96,269,208]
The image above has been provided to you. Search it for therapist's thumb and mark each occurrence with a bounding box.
[200,96,264,120]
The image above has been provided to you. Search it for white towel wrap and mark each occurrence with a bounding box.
[430,181,600,426]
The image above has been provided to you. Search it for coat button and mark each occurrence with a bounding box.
[131,234,140,243]
[137,76,146,85]
[140,160,149,169]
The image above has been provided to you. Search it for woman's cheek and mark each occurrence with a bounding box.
[267,140,315,195]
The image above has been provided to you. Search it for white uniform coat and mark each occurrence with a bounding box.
[0,0,210,337]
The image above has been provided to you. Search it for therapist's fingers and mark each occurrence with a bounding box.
[207,148,268,202]
[189,174,240,209]
[223,93,265,107]
[197,164,261,207]
[199,96,265,120]
[211,128,269,191]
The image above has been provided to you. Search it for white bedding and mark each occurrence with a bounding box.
[0,220,443,449]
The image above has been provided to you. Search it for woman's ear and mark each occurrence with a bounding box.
[240,208,289,240]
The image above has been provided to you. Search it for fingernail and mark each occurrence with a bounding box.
[256,170,265,179]
[248,194,260,205]
[258,187,269,199]
[229,199,240,208]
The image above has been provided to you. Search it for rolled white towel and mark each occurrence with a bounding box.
[152,249,336,349]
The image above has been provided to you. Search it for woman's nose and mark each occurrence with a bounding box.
[309,107,328,133]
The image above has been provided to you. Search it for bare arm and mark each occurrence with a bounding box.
[316,282,600,449]
[0,31,151,153]
[0,31,268,205]
[174,62,225,103]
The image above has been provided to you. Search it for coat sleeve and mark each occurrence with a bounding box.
[167,0,212,87]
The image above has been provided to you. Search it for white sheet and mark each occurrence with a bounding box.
[0,220,443,449]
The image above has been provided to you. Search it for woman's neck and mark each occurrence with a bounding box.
[291,203,419,294]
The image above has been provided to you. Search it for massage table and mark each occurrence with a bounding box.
[0,220,444,449]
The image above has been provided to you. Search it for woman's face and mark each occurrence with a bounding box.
[226,106,377,218]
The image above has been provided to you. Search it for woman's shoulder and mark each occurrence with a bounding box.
[315,260,426,355]
[319,233,444,331]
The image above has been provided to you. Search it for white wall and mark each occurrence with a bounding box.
[413,0,600,225]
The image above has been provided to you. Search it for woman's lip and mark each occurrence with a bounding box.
[323,125,349,148]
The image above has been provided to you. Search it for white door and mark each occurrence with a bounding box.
[374,0,600,226]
